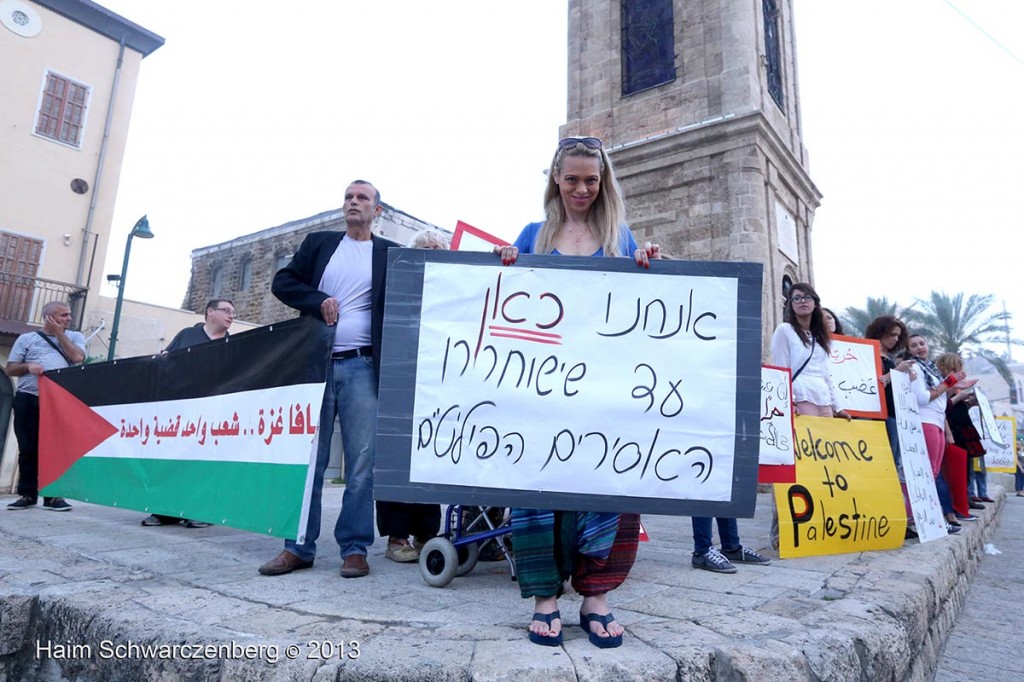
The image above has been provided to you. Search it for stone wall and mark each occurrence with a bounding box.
[184,205,446,325]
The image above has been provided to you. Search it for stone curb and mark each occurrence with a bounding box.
[0,482,1010,681]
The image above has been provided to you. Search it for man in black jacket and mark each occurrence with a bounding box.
[259,180,399,578]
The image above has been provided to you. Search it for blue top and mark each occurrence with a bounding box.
[512,221,639,257]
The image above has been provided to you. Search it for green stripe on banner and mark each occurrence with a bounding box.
[42,458,308,539]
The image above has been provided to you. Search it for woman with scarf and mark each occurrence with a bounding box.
[905,335,975,529]
[495,135,660,649]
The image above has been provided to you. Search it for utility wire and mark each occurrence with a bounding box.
[943,0,1024,68]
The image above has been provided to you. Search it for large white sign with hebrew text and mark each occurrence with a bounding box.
[409,263,739,501]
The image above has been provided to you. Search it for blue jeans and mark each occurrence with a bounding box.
[286,356,377,561]
[967,458,988,497]
[1015,468,1024,493]
[692,517,740,556]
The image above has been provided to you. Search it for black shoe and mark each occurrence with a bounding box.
[968,501,985,510]
[42,497,72,512]
[905,525,919,539]
[7,496,37,510]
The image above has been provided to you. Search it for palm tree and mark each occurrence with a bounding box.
[910,291,1018,395]
[841,296,916,337]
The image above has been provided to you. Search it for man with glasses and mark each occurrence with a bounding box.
[5,301,85,511]
[259,180,399,579]
[163,299,235,352]
[139,299,234,528]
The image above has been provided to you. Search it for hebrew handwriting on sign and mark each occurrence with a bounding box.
[825,334,884,419]
[759,365,794,467]
[409,263,740,503]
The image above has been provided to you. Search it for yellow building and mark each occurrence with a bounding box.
[0,0,163,487]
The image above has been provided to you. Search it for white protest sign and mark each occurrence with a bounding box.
[982,416,1016,473]
[760,366,795,467]
[409,262,739,502]
[825,335,884,418]
[890,370,947,542]
[972,388,1005,446]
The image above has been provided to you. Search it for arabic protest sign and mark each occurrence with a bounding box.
[978,416,1017,473]
[376,250,764,516]
[889,370,947,542]
[773,416,906,558]
[759,365,796,483]
[451,220,509,251]
[826,334,884,419]
[39,317,331,541]
[971,388,1005,447]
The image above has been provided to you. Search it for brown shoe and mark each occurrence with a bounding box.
[340,554,369,578]
[258,550,313,576]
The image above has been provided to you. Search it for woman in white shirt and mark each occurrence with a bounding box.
[906,334,971,476]
[770,283,850,419]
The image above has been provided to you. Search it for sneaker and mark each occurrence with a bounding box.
[946,524,962,535]
[968,501,985,510]
[385,542,419,563]
[7,496,37,510]
[954,513,978,522]
[721,545,772,565]
[692,547,737,573]
[42,497,72,512]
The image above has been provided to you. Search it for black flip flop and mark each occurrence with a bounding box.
[528,610,563,646]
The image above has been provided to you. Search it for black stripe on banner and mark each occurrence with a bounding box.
[46,316,333,407]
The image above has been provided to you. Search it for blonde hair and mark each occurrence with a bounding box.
[936,352,964,375]
[532,140,628,257]
[408,230,450,250]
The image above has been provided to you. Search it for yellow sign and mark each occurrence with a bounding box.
[773,416,906,558]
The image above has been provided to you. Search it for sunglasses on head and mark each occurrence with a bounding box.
[558,137,603,150]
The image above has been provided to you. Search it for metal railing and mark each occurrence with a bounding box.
[0,273,88,330]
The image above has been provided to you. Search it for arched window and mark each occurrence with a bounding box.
[274,252,292,274]
[210,265,225,298]
[238,257,252,292]
[781,274,793,301]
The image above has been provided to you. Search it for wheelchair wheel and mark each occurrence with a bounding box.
[419,537,459,587]
[455,542,480,577]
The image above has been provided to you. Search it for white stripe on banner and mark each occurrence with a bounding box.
[89,383,324,465]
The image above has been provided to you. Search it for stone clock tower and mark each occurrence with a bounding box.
[562,0,820,345]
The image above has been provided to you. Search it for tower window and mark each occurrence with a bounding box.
[621,0,675,96]
[763,0,784,109]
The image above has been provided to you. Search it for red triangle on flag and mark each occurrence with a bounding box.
[38,375,118,489]
[638,520,649,542]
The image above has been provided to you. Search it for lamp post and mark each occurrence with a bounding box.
[107,215,154,361]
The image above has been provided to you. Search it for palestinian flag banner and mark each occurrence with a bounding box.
[39,316,332,541]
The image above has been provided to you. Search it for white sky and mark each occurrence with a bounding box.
[99,1,1023,353]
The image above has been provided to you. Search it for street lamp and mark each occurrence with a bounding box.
[107,216,154,361]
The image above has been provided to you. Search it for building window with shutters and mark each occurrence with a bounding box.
[34,71,91,148]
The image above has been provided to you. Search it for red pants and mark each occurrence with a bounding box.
[941,443,969,516]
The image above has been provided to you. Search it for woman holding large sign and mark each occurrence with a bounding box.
[494,136,659,649]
